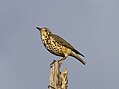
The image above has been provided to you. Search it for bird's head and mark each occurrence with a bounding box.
[36,27,51,37]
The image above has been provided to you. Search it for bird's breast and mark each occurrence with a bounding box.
[41,36,65,57]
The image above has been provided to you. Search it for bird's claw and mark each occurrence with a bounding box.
[50,60,56,66]
[58,60,63,65]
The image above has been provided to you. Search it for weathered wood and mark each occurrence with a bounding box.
[48,60,68,89]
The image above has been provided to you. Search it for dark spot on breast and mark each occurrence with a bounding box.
[45,35,48,38]
[52,40,55,43]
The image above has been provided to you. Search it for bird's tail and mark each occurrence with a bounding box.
[71,51,86,65]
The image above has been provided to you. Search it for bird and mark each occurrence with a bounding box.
[36,27,86,65]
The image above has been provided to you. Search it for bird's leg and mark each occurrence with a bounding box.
[58,55,68,64]
[50,60,56,66]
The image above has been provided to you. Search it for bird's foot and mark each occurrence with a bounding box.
[58,59,63,65]
[50,60,56,66]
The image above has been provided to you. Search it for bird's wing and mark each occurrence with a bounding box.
[51,34,74,48]
[51,34,85,57]
[51,34,82,54]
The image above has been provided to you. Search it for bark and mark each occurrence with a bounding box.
[48,60,68,89]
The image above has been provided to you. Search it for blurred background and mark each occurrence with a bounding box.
[0,0,119,89]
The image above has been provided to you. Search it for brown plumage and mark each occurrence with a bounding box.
[36,27,86,65]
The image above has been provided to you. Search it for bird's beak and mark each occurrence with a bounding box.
[36,27,41,31]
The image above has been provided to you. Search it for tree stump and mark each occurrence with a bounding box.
[48,60,68,89]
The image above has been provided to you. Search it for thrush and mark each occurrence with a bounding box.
[36,27,86,65]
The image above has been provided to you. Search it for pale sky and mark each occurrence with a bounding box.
[0,0,119,89]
